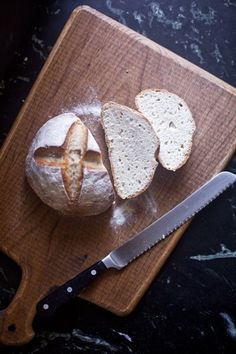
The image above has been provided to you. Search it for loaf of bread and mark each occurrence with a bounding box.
[25,113,115,216]
[135,89,196,171]
[101,102,159,199]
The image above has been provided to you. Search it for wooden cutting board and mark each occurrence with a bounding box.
[0,6,235,346]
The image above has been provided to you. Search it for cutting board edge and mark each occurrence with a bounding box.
[0,8,80,160]
[1,5,236,163]
[73,6,236,95]
[1,5,236,319]
[79,143,236,317]
[80,222,191,316]
[0,7,235,348]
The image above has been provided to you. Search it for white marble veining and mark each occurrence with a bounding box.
[147,2,183,30]
[32,45,46,60]
[220,312,236,341]
[133,10,145,25]
[32,34,45,48]
[0,1,235,352]
[224,0,236,7]
[16,76,30,83]
[106,0,127,25]
[112,329,132,342]
[29,328,125,354]
[190,244,236,261]
[0,267,8,281]
[190,43,204,63]
[0,79,5,95]
[45,7,61,15]
[190,2,217,25]
[32,33,46,60]
[211,43,223,63]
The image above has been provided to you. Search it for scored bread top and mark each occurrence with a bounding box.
[26,113,114,216]
[135,89,196,171]
[26,113,78,212]
[101,102,159,199]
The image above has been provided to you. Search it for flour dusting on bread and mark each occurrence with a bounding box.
[26,113,114,216]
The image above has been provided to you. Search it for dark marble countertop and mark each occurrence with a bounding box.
[0,1,236,353]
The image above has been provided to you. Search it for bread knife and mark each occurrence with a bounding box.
[37,171,236,316]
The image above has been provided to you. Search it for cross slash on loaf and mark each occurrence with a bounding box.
[25,113,115,216]
[26,91,196,211]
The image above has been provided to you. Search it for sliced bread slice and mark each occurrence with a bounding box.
[101,102,159,199]
[135,89,196,171]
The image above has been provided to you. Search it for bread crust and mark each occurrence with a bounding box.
[25,113,114,216]
[101,102,159,199]
[135,89,196,171]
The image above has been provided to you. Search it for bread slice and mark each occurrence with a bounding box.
[101,102,159,199]
[135,89,196,171]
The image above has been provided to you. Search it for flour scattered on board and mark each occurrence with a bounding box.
[141,189,160,216]
[110,200,137,229]
[111,206,127,227]
[70,101,101,117]
[60,87,102,120]
[109,190,159,230]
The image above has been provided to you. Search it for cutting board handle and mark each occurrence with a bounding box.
[0,267,36,346]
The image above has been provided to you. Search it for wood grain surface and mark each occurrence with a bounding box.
[0,6,235,346]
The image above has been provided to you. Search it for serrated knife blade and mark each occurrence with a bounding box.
[103,171,236,269]
[37,171,236,316]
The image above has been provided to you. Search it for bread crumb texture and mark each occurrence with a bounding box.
[136,90,196,171]
[102,103,159,199]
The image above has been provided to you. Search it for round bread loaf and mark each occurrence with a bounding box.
[25,113,115,216]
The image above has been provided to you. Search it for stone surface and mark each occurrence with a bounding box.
[0,1,236,353]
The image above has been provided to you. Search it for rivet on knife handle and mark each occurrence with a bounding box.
[37,260,107,316]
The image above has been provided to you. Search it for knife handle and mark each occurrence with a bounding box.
[36,260,107,316]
